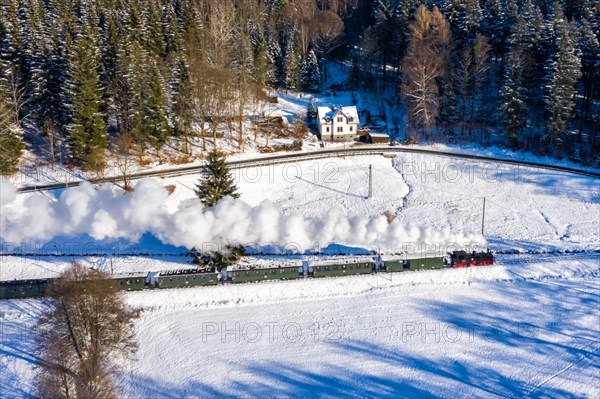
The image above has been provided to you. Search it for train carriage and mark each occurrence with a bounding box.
[0,251,494,300]
[0,279,50,300]
[380,253,447,272]
[230,266,302,284]
[312,258,374,278]
[155,269,220,288]
[113,273,147,291]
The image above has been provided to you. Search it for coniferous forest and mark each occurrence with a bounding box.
[0,0,599,173]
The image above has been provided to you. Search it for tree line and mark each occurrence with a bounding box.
[0,0,599,173]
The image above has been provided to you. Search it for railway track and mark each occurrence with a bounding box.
[2,249,599,258]
[17,146,600,193]
[496,251,600,265]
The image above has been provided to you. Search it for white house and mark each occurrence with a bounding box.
[317,105,360,142]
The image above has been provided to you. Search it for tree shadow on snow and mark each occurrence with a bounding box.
[0,299,46,399]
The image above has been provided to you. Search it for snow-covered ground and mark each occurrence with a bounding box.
[2,153,598,281]
[10,80,598,190]
[1,253,598,398]
[2,151,598,398]
[392,153,599,252]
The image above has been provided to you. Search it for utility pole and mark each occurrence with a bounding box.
[368,164,372,198]
[481,197,486,235]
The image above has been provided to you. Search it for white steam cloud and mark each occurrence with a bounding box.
[0,178,486,252]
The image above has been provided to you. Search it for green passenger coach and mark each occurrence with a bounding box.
[231,266,301,283]
[382,254,446,272]
[156,269,219,288]
[0,279,50,299]
[113,273,147,291]
[312,260,374,278]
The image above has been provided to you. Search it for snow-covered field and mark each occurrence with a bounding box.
[1,253,598,398]
[1,152,598,398]
[2,154,598,279]
[392,153,599,252]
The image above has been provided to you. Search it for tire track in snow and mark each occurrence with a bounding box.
[504,341,600,399]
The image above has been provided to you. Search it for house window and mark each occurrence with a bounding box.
[326,126,330,132]
[337,126,343,132]
[337,116,343,122]
[350,126,353,132]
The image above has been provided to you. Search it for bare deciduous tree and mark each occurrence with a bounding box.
[402,5,452,140]
[285,0,317,57]
[36,263,140,399]
[114,132,140,192]
[470,34,491,134]
[310,10,345,81]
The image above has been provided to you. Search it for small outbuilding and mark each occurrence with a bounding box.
[357,132,389,144]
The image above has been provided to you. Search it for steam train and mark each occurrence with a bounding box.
[0,250,493,300]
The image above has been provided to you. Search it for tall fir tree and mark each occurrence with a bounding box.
[171,56,193,153]
[578,9,600,132]
[300,49,321,91]
[284,28,302,90]
[501,49,528,148]
[195,149,240,207]
[163,3,183,59]
[143,59,170,148]
[37,31,68,132]
[444,0,482,45]
[65,23,108,170]
[143,0,166,58]
[544,20,582,147]
[0,62,24,175]
[251,26,275,86]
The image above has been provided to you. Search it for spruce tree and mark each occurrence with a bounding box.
[143,0,165,58]
[171,56,193,153]
[0,64,24,175]
[444,0,482,45]
[251,26,275,87]
[37,33,68,132]
[65,23,108,170]
[307,100,317,123]
[143,60,170,148]
[579,10,600,132]
[544,20,582,146]
[501,49,528,148]
[268,35,285,86]
[162,3,182,59]
[0,123,23,174]
[195,149,240,207]
[284,29,302,90]
[300,50,321,92]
